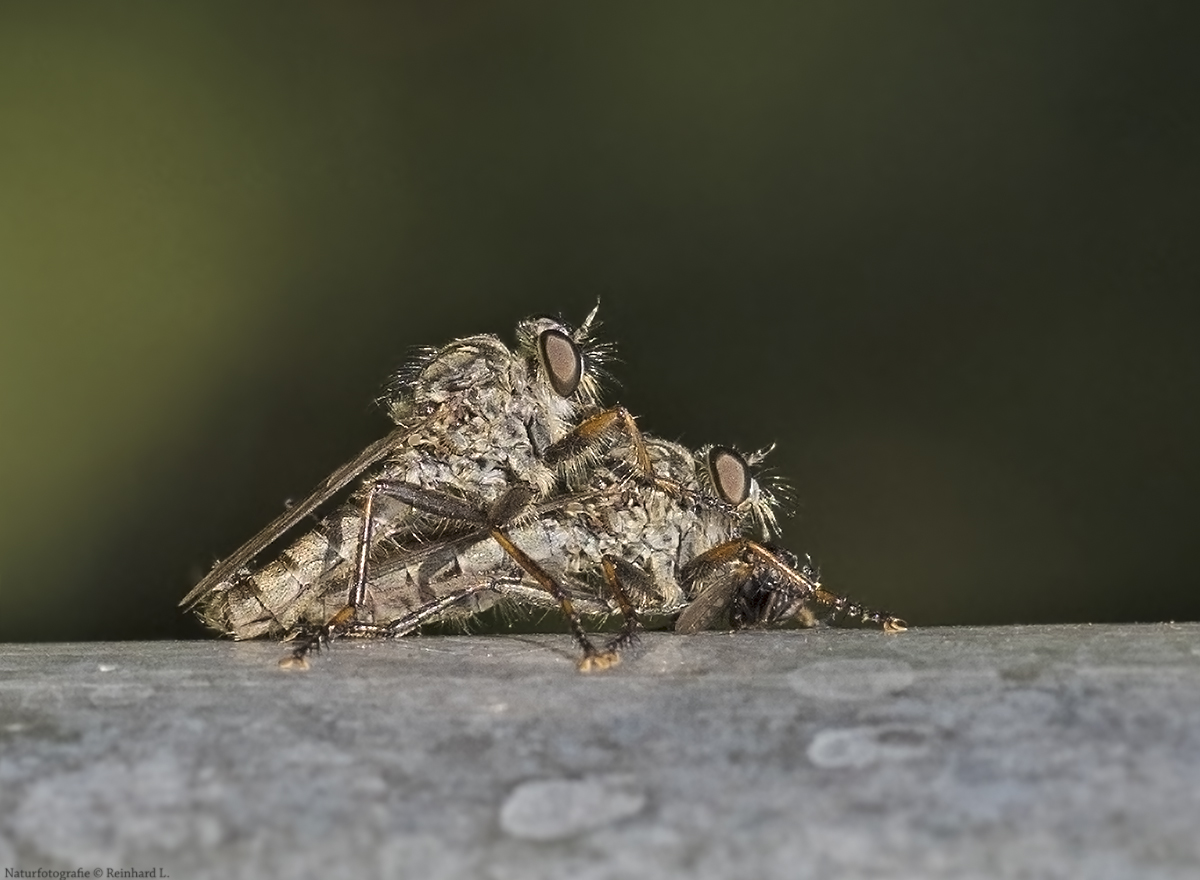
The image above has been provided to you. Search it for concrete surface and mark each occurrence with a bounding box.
[1,624,1199,879]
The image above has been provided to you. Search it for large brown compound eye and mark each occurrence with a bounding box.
[538,328,583,397]
[708,446,751,506]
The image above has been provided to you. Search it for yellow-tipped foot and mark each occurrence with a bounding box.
[578,650,621,673]
[278,654,311,671]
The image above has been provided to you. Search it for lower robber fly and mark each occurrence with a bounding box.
[259,436,906,670]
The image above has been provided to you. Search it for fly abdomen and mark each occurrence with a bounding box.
[199,506,364,638]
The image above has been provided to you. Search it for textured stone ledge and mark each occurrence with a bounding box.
[2,624,1199,878]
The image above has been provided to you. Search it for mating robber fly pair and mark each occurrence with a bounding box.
[181,305,906,671]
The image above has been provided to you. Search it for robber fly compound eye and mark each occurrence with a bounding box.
[537,328,584,398]
[707,446,751,506]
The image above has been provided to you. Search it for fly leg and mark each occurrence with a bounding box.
[803,583,909,632]
[599,556,646,654]
[401,484,622,671]
[676,539,907,635]
[544,406,678,492]
[488,528,617,672]
[766,545,907,632]
[380,579,524,639]
[280,578,531,670]
[280,479,491,668]
[281,482,618,672]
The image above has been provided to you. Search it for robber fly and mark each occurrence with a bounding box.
[182,306,667,668]
[278,436,905,670]
[578,440,907,639]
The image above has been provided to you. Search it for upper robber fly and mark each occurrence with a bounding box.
[182,306,665,655]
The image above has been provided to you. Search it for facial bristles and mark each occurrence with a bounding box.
[695,443,785,541]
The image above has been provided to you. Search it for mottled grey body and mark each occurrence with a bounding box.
[202,436,768,639]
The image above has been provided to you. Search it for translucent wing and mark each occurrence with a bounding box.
[180,425,413,608]
[674,567,748,635]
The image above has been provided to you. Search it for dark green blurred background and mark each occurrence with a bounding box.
[1,3,1197,641]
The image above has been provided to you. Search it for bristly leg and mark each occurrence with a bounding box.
[677,538,907,635]
[489,527,617,672]
[281,481,622,672]
[760,545,907,633]
[599,555,645,655]
[543,406,654,483]
[279,579,528,669]
[278,477,523,670]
